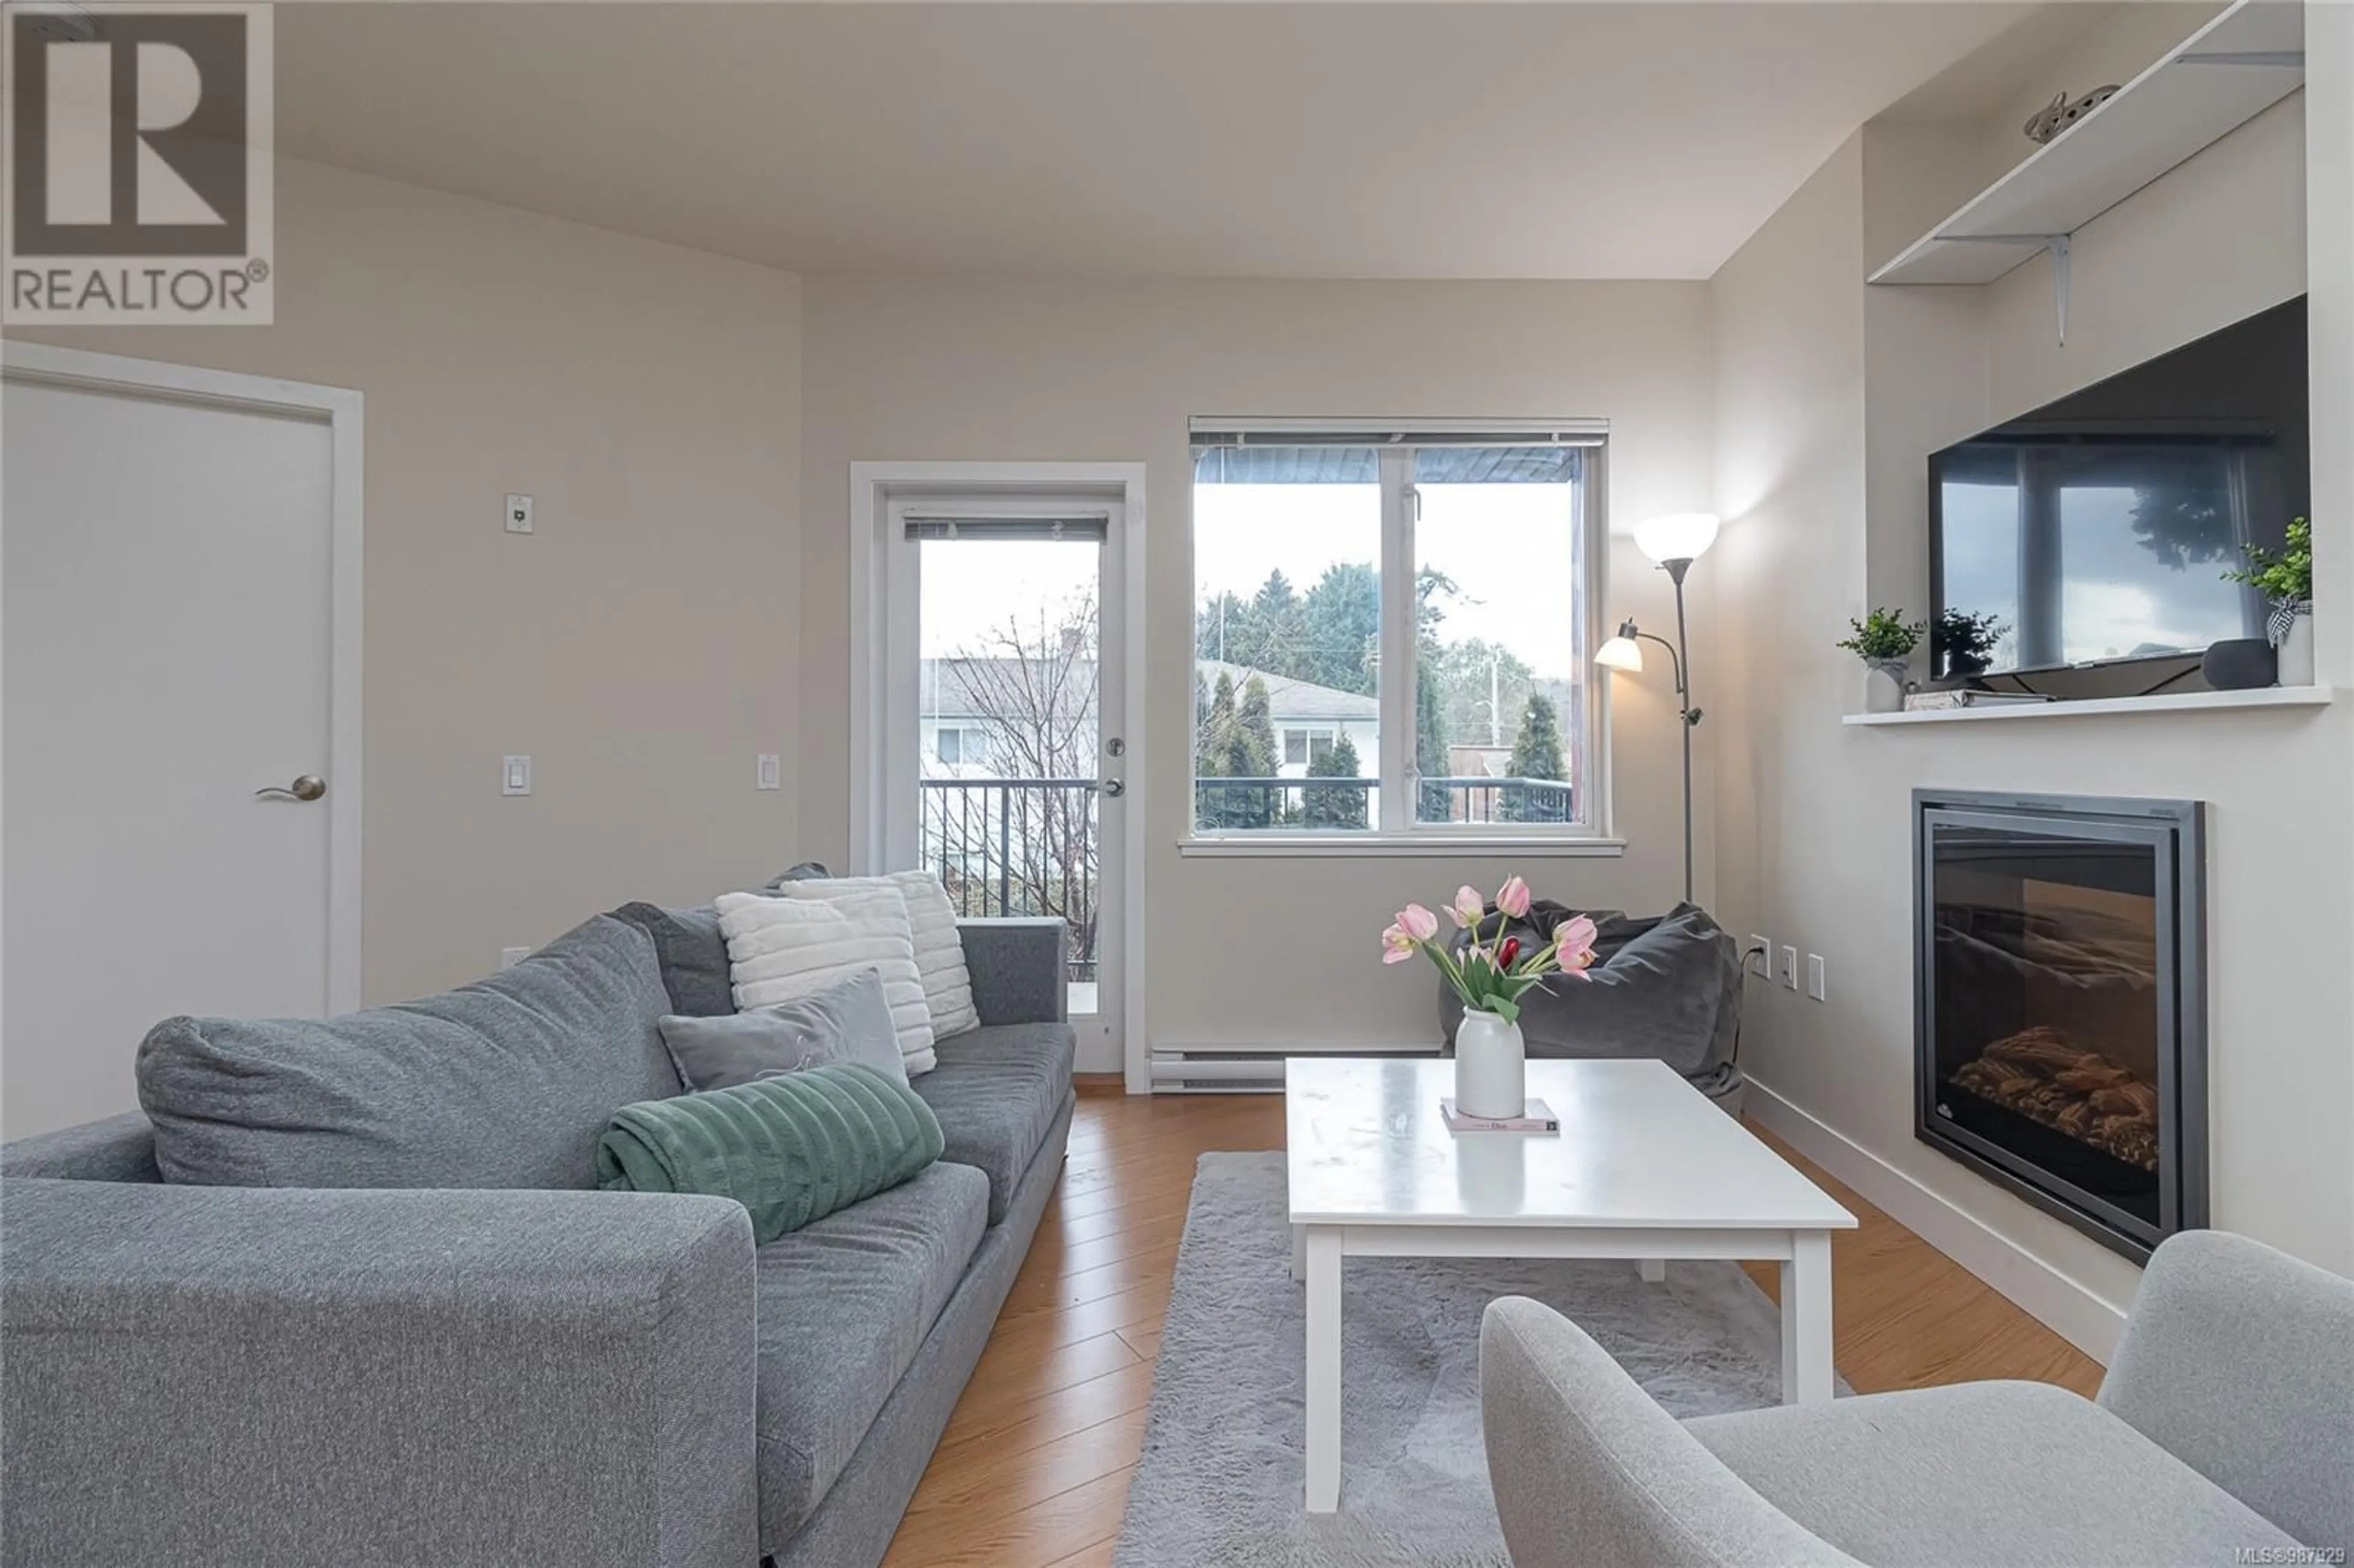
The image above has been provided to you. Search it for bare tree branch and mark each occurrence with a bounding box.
[924,592,1100,980]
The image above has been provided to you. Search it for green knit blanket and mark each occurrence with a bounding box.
[596,1062,943,1243]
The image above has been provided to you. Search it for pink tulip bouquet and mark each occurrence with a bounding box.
[1381,875,1599,1025]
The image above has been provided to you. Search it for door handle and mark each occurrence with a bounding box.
[1100,778,1126,798]
[255,775,327,802]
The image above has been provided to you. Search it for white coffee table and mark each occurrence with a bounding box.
[1284,1056,1856,1514]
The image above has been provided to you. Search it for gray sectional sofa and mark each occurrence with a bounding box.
[0,902,1076,1568]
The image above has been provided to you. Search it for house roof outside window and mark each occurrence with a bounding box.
[1192,660,1378,724]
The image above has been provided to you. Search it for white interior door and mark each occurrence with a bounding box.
[883,497,1129,1073]
[2,352,359,1138]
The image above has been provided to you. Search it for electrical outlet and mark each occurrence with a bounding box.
[499,946,532,970]
[1779,945,1800,991]
[505,493,535,534]
[1746,934,1772,978]
[1806,953,1827,1002]
[756,753,782,791]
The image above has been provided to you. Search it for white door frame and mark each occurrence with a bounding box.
[1,340,365,1013]
[848,460,1146,1083]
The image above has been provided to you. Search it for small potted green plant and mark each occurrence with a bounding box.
[2224,518,2314,685]
[1935,607,2008,680]
[1837,608,1925,713]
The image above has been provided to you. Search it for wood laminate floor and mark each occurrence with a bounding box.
[877,1079,2104,1568]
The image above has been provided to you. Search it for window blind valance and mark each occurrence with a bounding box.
[1189,417,1602,485]
[900,516,1110,542]
[1187,417,1607,451]
[1194,444,1584,486]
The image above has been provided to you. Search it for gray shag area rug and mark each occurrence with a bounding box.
[1113,1151,1848,1568]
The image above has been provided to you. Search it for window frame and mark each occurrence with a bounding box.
[1183,423,1618,856]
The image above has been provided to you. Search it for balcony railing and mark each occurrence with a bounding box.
[920,778,1098,983]
[918,774,1582,986]
[1192,775,1576,831]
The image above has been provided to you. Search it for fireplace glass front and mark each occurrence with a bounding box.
[1916,793,2205,1258]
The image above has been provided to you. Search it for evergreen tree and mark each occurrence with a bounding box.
[1235,676,1279,775]
[1503,693,1569,823]
[1509,693,1566,779]
[1412,566,1458,823]
[1194,670,1244,831]
[1415,674,1452,822]
[1299,562,1379,693]
[1230,571,1303,673]
[1194,591,1246,664]
[1302,733,1368,830]
[1230,675,1281,828]
[1200,669,1239,773]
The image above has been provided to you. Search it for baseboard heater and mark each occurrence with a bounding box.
[1147,1045,1439,1094]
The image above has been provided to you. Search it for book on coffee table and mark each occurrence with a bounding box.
[1439,1097,1559,1134]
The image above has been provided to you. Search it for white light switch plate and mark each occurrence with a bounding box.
[502,755,531,796]
[756,753,781,791]
[1780,945,1800,991]
[500,946,532,970]
[505,493,534,534]
[1806,953,1827,1002]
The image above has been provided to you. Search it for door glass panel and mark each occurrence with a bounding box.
[918,536,1102,1016]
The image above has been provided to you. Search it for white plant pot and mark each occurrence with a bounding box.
[2275,612,2315,687]
[1453,1008,1527,1119]
[1863,660,1910,714]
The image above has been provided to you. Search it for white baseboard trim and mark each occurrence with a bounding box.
[1745,1078,2131,1366]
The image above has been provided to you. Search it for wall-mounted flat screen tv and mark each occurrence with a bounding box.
[1929,296,2308,685]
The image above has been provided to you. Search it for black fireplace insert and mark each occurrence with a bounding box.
[1913,790,2207,1260]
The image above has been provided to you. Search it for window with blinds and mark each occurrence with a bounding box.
[1188,419,1603,839]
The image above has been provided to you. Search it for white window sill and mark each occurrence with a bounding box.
[1177,835,1626,859]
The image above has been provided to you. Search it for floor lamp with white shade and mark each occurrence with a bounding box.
[1594,512,1718,904]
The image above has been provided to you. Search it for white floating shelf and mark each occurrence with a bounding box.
[1870,0,2306,289]
[1845,685,2335,726]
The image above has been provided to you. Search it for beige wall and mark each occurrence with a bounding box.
[11,156,805,1003]
[797,277,1715,1049]
[1712,67,2354,1331]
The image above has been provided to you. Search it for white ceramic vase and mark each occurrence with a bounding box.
[2276,611,2315,687]
[1863,659,1910,714]
[1454,1007,1527,1119]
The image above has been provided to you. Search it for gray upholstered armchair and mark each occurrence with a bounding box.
[1480,1229,2352,1567]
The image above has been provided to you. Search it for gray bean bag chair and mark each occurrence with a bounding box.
[1439,901,1745,1114]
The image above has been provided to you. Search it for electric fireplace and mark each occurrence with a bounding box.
[1914,791,2207,1260]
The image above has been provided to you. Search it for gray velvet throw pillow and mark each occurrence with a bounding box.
[657,967,906,1091]
[608,901,733,1018]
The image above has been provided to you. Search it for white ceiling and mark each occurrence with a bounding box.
[274,2,2045,280]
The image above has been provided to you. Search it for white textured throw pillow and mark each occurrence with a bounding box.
[779,872,980,1040]
[714,890,938,1075]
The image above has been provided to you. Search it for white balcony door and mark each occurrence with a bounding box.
[866,485,1134,1076]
